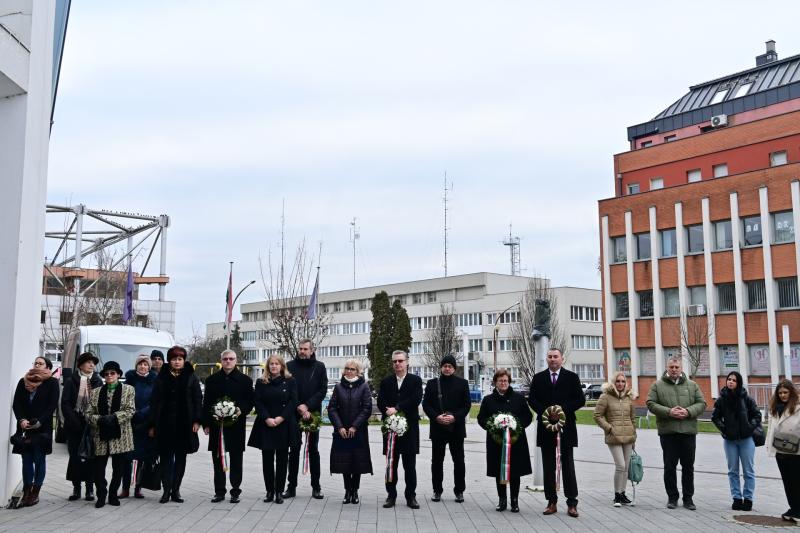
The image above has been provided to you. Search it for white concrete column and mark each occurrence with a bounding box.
[675,203,688,364]
[0,0,56,504]
[624,212,639,396]
[601,216,615,382]
[649,207,664,377]
[759,187,780,384]
[701,198,719,398]
[730,192,749,383]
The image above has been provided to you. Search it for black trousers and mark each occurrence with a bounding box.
[342,473,361,492]
[262,449,289,494]
[776,453,800,513]
[212,450,243,497]
[431,434,466,494]
[160,451,187,493]
[541,444,578,506]
[287,430,320,490]
[93,453,126,498]
[495,477,520,500]
[386,450,417,500]
[660,433,696,502]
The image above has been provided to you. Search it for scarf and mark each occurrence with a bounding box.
[344,375,360,383]
[23,367,52,392]
[77,370,93,414]
[136,368,150,377]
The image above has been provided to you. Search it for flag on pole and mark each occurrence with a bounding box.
[122,262,134,323]
[225,266,233,329]
[306,270,319,320]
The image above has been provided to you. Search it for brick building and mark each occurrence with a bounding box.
[598,42,800,402]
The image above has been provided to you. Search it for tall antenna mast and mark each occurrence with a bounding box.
[443,172,452,277]
[349,217,359,288]
[503,224,521,276]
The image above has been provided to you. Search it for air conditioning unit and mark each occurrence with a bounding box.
[711,114,728,128]
[688,304,706,316]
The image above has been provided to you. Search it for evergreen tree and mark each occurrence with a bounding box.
[390,299,412,354]
[367,291,393,390]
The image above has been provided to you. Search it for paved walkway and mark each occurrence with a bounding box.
[1,421,796,532]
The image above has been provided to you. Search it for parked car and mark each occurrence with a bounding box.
[584,383,603,400]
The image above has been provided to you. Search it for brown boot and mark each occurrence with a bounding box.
[20,486,31,508]
[26,486,40,507]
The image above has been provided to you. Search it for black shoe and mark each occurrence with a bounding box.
[742,499,752,511]
[263,492,274,503]
[454,492,464,503]
[496,498,507,512]
[781,509,794,522]
[171,489,184,503]
[95,492,106,509]
[230,495,240,504]
[134,487,144,499]
[68,485,81,501]
[108,496,120,506]
[619,492,632,505]
[342,490,352,504]
[614,493,622,508]
[383,497,396,508]
[732,498,743,511]
[312,488,324,499]
[85,486,95,502]
[211,494,225,503]
[667,500,678,509]
[510,499,519,513]
[351,490,360,504]
[407,497,420,509]
[274,494,284,504]
[159,490,170,504]
[431,492,441,502]
[683,499,696,511]
[281,487,296,499]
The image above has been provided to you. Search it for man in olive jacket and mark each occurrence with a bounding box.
[646,355,707,511]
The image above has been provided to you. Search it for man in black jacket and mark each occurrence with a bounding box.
[528,347,585,518]
[202,350,254,503]
[422,354,471,503]
[284,339,327,499]
[377,350,423,509]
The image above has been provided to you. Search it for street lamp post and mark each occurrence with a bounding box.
[227,280,256,349]
[492,300,521,382]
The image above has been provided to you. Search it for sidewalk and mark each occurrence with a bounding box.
[0,422,795,532]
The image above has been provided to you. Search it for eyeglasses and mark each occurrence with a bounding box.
[102,372,117,378]
[392,360,405,364]
[221,358,236,361]
[344,367,357,372]
[33,361,46,366]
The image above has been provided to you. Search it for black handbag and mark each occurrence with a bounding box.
[136,458,162,491]
[752,425,766,447]
[10,431,29,447]
[78,425,95,462]
[54,420,66,444]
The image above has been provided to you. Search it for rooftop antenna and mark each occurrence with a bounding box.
[443,172,453,277]
[349,217,359,288]
[503,223,521,276]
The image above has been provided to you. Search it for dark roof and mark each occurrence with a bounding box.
[627,53,800,141]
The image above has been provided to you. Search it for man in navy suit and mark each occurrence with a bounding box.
[528,347,585,518]
[377,350,423,509]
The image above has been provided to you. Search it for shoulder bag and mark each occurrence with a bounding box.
[773,431,800,454]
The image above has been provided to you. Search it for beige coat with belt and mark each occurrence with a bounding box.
[593,384,637,445]
[766,405,800,457]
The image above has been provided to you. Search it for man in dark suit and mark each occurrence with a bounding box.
[528,347,585,518]
[202,349,254,503]
[422,354,471,503]
[377,350,423,509]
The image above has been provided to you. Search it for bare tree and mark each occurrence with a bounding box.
[509,277,567,388]
[679,312,713,378]
[257,240,330,359]
[422,304,461,370]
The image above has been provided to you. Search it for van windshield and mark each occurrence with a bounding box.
[84,343,168,376]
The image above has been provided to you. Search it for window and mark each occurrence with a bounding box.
[687,169,702,183]
[327,367,340,380]
[59,311,73,325]
[412,293,422,304]
[333,302,341,312]
[40,310,46,324]
[638,290,653,317]
[686,224,704,253]
[747,280,767,310]
[321,304,329,314]
[733,82,752,98]
[570,306,601,321]
[662,288,680,317]
[468,339,483,352]
[498,339,518,351]
[571,335,603,350]
[742,216,762,246]
[660,229,677,257]
[689,286,706,307]
[627,183,640,195]
[573,364,604,381]
[650,177,664,190]
[426,292,437,303]
[346,301,355,311]
[770,150,788,167]
[395,295,407,305]
[714,220,733,250]
[773,211,795,243]
[713,164,728,178]
[456,313,482,327]
[710,88,729,104]
[359,299,368,310]
[640,141,652,148]
[612,236,627,263]
[614,293,629,319]
[777,278,799,308]
[664,135,677,142]
[717,283,736,313]
[636,232,651,260]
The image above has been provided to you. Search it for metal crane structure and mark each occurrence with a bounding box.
[503,224,521,276]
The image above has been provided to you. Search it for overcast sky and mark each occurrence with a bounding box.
[46,1,800,341]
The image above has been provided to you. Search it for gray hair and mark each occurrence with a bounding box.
[220,349,237,360]
[391,350,408,360]
[667,355,682,365]
[298,338,314,349]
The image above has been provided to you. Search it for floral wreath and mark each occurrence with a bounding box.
[542,405,566,432]
[298,411,322,433]
[487,412,523,445]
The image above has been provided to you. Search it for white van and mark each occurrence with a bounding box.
[61,325,175,379]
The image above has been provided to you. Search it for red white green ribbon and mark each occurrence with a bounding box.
[217,423,229,472]
[555,431,562,492]
[385,431,397,483]
[499,426,512,484]
[302,431,311,475]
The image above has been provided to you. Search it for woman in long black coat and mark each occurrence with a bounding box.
[327,359,373,504]
[248,355,297,504]
[123,355,158,498]
[477,368,533,513]
[148,346,202,504]
[61,352,103,501]
[12,356,59,506]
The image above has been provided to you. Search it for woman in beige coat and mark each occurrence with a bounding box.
[593,372,636,507]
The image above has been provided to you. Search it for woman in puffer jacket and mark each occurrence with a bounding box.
[711,371,762,511]
[593,371,636,507]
